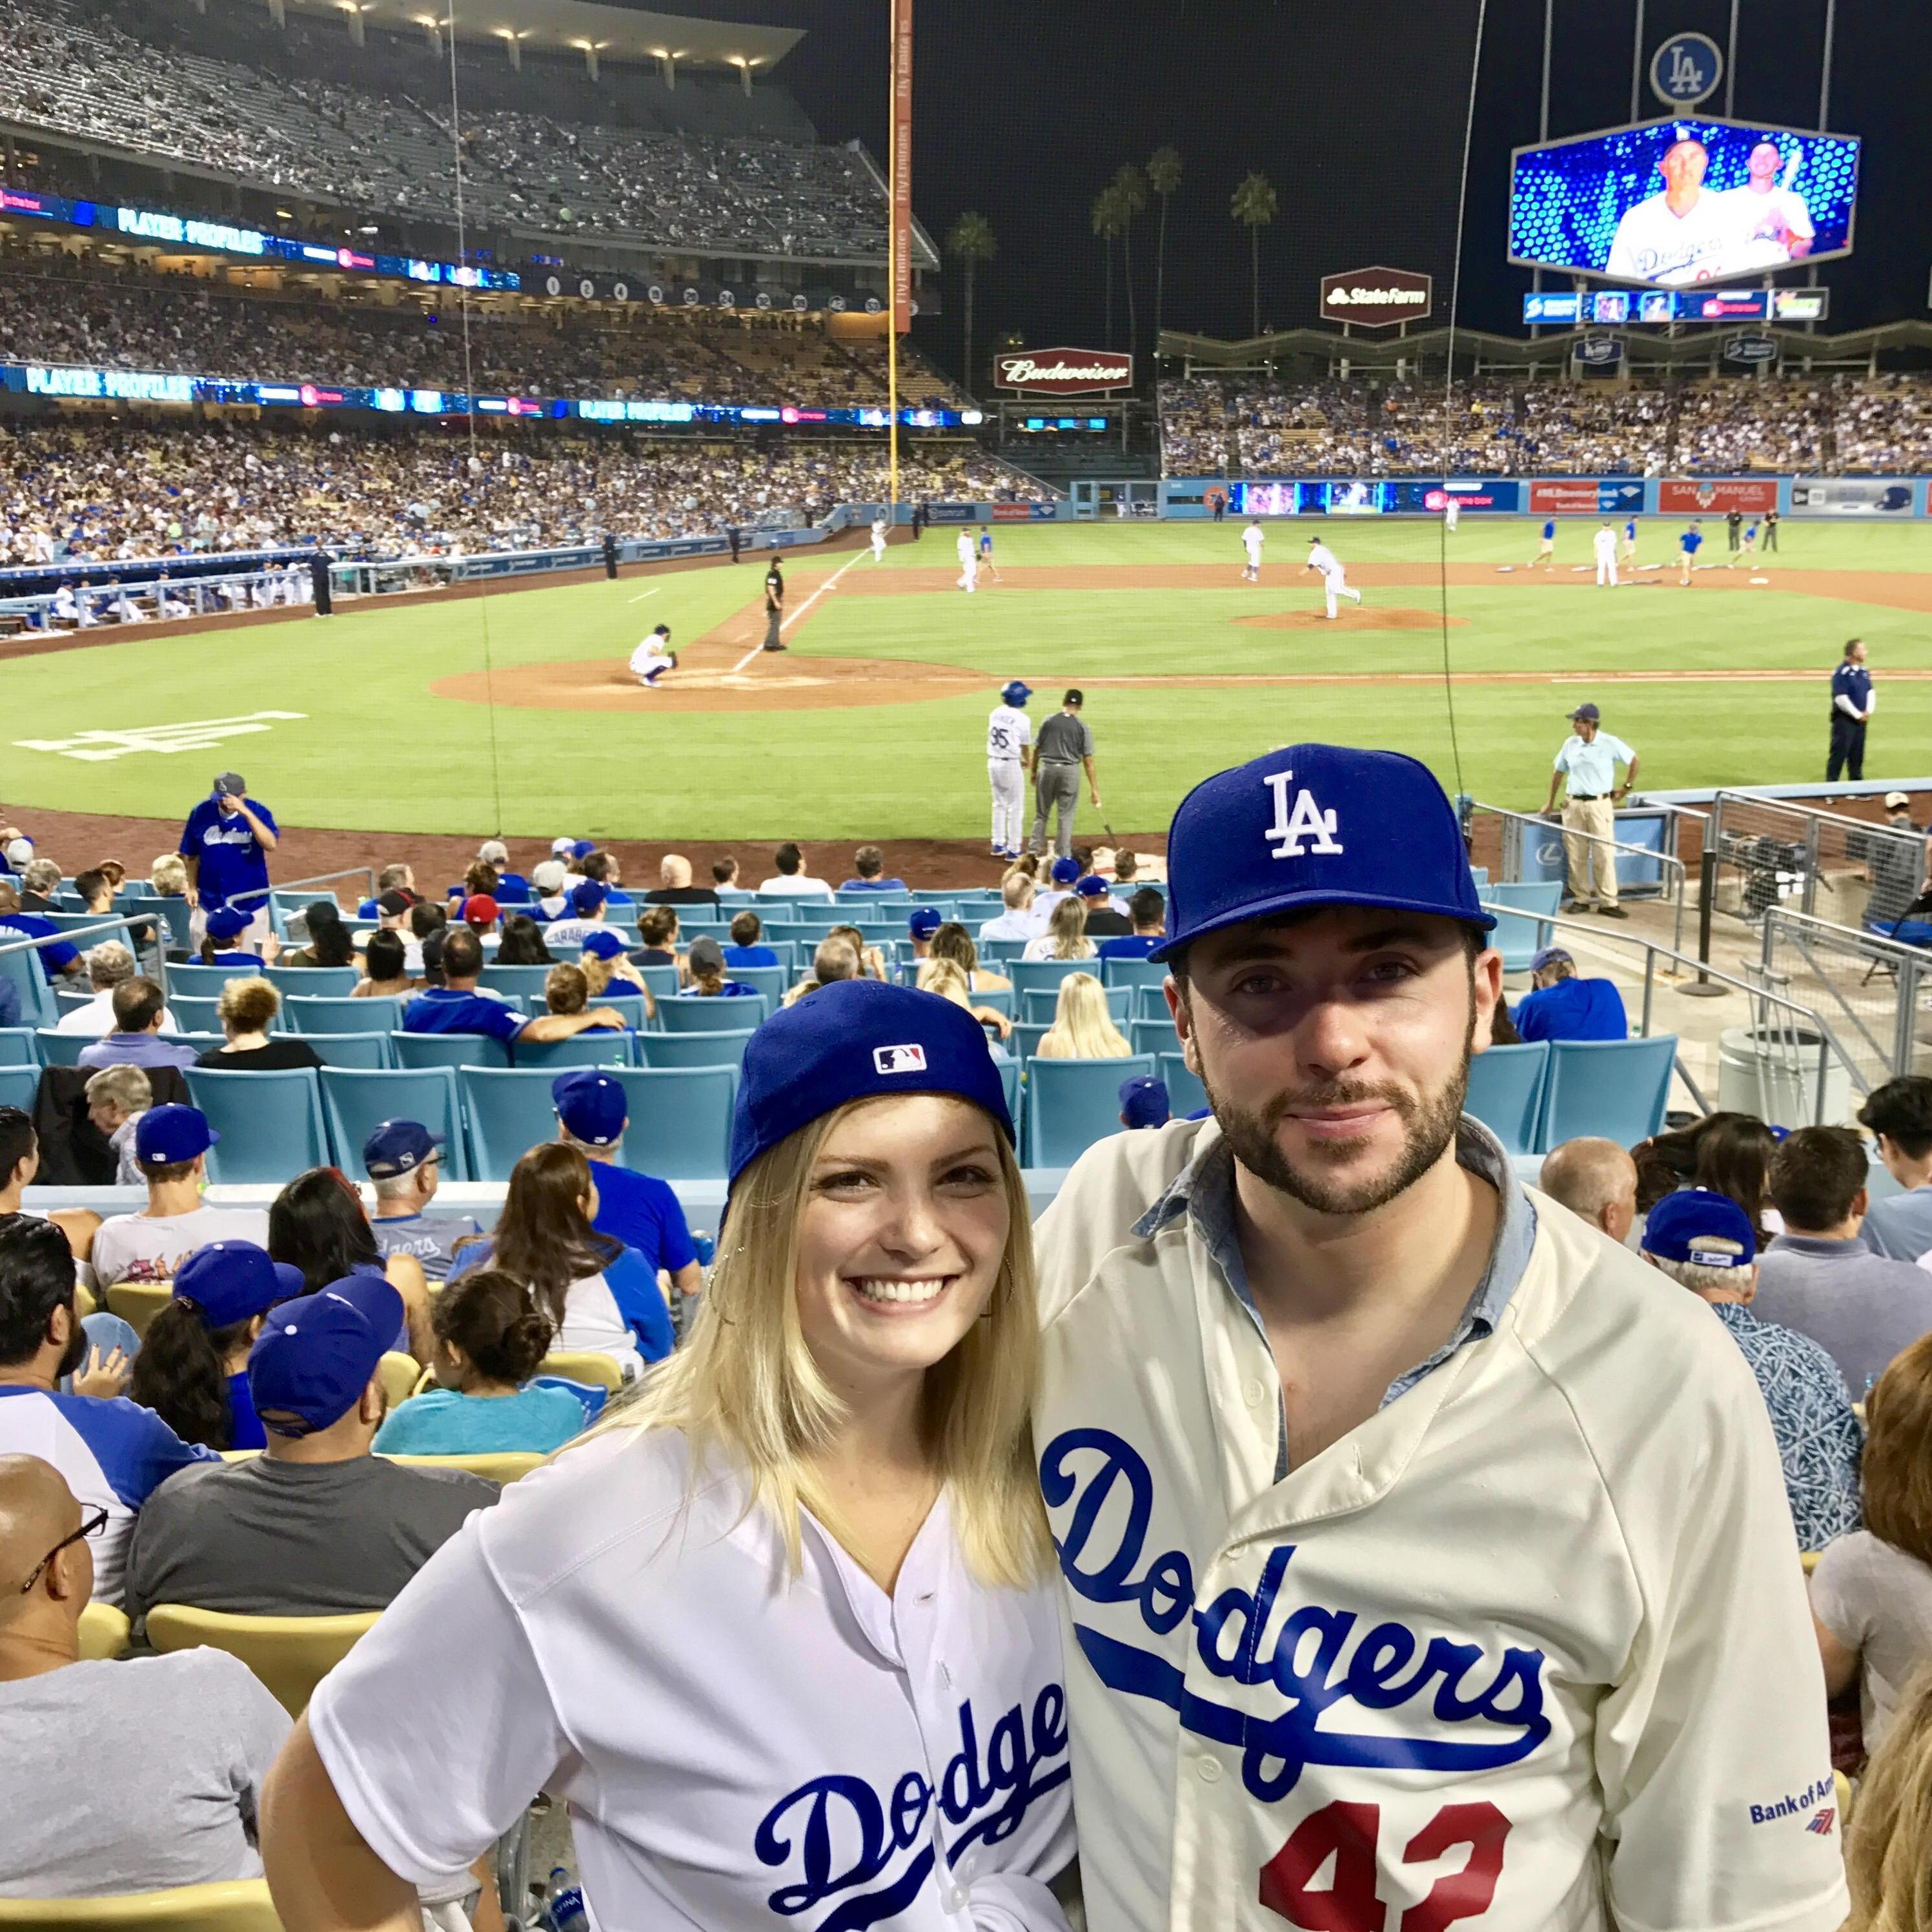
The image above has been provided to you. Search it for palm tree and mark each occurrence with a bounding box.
[1230,170,1277,339]
[1091,184,1126,347]
[1147,145,1183,356]
[1111,162,1148,368]
[945,211,997,399]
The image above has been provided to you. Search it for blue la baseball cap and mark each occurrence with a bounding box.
[172,1241,303,1330]
[578,929,627,960]
[134,1104,218,1168]
[908,906,944,939]
[571,879,608,916]
[571,840,597,861]
[247,1274,403,1437]
[1151,746,1493,963]
[1529,946,1573,973]
[1119,1075,1171,1130]
[1001,680,1032,706]
[727,979,1013,1193]
[554,1069,626,1147]
[205,904,250,942]
[362,1119,442,1180]
[1641,1188,1757,1268]
[1075,875,1110,900]
[1050,856,1081,886]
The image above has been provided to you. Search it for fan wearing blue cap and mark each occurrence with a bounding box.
[1640,1188,1862,1554]
[987,680,1035,860]
[1515,945,1629,1044]
[125,1242,303,1450]
[276,979,1072,1927]
[1030,746,1849,1929]
[540,879,613,951]
[363,1121,481,1284]
[198,902,269,970]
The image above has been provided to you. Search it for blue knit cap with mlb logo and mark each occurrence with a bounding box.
[726,978,1014,1191]
[1150,745,1494,962]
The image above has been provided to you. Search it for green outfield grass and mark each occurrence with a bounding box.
[4,516,1929,841]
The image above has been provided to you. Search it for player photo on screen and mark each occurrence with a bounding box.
[1510,117,1860,286]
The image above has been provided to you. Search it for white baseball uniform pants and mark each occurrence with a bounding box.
[872,536,886,560]
[1596,556,1618,586]
[1324,573,1361,618]
[959,558,978,592]
[988,760,1025,851]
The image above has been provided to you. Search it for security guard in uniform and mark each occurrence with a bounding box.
[1542,701,1638,919]
[1827,637,1873,784]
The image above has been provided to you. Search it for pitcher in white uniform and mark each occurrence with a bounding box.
[1241,516,1265,582]
[871,516,889,563]
[987,679,1035,860]
[263,979,1076,1932]
[1033,745,1845,1932]
[957,527,979,593]
[1304,536,1363,618]
[1592,519,1620,587]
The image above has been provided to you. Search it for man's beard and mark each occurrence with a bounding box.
[1204,1010,1475,1219]
[57,1310,88,1381]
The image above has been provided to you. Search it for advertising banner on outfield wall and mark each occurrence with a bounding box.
[1434,482,1522,513]
[1791,478,1916,515]
[1529,480,1606,514]
[1658,478,1779,514]
[991,502,1059,521]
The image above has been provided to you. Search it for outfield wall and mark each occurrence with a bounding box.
[1159,476,1932,518]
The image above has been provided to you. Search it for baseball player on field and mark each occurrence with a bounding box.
[956,526,980,593]
[1443,494,1459,534]
[870,516,888,564]
[987,678,1035,859]
[1303,536,1362,618]
[1241,515,1265,583]
[270,979,1075,1931]
[1592,519,1619,587]
[1033,743,1847,1932]
[627,623,678,687]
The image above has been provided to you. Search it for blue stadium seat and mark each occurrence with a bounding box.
[318,1065,467,1181]
[163,963,252,999]
[1101,957,1170,993]
[1536,1035,1678,1153]
[836,889,911,906]
[1159,1052,1208,1119]
[0,948,57,1030]
[286,995,406,1036]
[633,964,679,1002]
[0,1066,37,1111]
[1010,1023,1053,1061]
[52,990,92,1016]
[724,966,788,1005]
[34,1030,92,1069]
[1133,984,1174,1024]
[144,896,194,950]
[157,1034,225,1057]
[1026,1055,1155,1168]
[395,1032,513,1072]
[1130,1017,1179,1059]
[0,1030,39,1067]
[303,1032,396,1072]
[605,1068,737,1182]
[968,986,1014,1019]
[167,995,227,1035]
[480,965,568,1002]
[266,966,360,999]
[1481,882,1564,975]
[588,995,649,1032]
[979,939,1027,967]
[509,1032,631,1071]
[659,993,771,1032]
[460,1068,571,1183]
[633,1029,754,1070]
[1021,984,1130,1026]
[185,1067,329,1184]
[1010,959,1101,1002]
[1463,1042,1551,1157]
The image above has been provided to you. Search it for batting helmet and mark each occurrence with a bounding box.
[1001,680,1032,706]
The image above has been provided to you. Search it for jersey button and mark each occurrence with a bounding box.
[1242,1378,1267,1408]
[1196,1756,1222,1784]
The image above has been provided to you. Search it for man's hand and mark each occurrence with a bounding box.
[72,1345,130,1399]
[1090,791,1103,809]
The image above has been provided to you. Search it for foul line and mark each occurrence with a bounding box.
[730,552,863,674]
[629,587,661,604]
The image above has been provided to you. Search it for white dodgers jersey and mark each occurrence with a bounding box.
[988,705,1033,764]
[1033,1119,1847,1932]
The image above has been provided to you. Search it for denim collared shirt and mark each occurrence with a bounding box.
[1128,1115,1537,1476]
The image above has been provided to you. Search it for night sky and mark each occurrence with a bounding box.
[635,0,1927,376]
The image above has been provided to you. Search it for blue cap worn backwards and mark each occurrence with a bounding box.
[247,1273,404,1437]
[727,979,1013,1191]
[172,1241,303,1330]
[1641,1188,1757,1268]
[135,1103,218,1168]
[1150,745,1493,963]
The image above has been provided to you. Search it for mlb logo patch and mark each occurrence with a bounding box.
[873,1044,928,1075]
[1806,1808,1835,1837]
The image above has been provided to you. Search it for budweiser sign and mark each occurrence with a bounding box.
[1319,265,1433,329]
[993,348,1133,394]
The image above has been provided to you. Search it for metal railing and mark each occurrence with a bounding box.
[1760,908,1931,1086]
[1480,900,1868,1127]
[225,869,379,950]
[1708,789,1927,931]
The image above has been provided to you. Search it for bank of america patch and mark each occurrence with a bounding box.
[1807,1808,1836,1836]
[873,1044,928,1074]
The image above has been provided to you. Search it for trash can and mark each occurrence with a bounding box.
[1717,1026,1853,1129]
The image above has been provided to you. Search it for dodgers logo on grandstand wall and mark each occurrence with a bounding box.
[1649,32,1723,108]
[1317,266,1432,329]
[1040,1429,1552,1802]
[754,1690,1068,1930]
[993,349,1134,395]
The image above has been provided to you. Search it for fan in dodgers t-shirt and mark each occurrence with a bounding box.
[90,1108,269,1290]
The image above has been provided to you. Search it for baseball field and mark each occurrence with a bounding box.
[6,515,1931,844]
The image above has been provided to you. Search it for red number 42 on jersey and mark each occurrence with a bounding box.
[1261,1801,1511,1932]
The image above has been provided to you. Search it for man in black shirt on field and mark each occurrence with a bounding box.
[1028,689,1102,860]
[762,558,786,653]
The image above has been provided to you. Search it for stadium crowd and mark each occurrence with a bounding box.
[0,422,1041,565]
[1160,372,1932,475]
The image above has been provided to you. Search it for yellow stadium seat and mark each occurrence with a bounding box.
[412,1363,436,1398]
[144,1605,378,1718]
[105,1285,172,1339]
[1853,1401,1867,1425]
[77,1601,130,1661]
[74,1281,97,1319]
[1802,1550,1822,1574]
[0,1881,281,1929]
[375,1350,422,1410]
[384,1450,543,1483]
[540,1350,625,1396]
[219,1450,260,1463]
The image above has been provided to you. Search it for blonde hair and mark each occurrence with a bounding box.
[915,957,973,1010]
[1044,895,1095,961]
[1849,1660,1932,1929]
[150,853,190,897]
[85,1064,152,1113]
[215,975,280,1035]
[545,962,589,1015]
[588,1097,1048,1588]
[580,954,619,997]
[1037,971,1130,1060]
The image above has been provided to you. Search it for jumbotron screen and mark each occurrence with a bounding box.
[1509,116,1860,285]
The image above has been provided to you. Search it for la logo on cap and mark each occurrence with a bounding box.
[873,1044,928,1074]
[1263,769,1345,861]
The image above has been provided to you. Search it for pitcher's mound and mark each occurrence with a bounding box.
[1231,607,1467,633]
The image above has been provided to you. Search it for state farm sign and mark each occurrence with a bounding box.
[992,348,1134,394]
[1319,266,1433,329]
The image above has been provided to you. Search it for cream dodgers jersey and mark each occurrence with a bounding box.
[1605,187,1738,285]
[989,704,1033,765]
[1033,1117,1847,1932]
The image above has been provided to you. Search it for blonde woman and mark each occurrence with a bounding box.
[1021,896,1094,963]
[261,981,1074,1931]
[196,977,322,1071]
[150,852,192,902]
[579,931,656,1019]
[931,922,1012,994]
[1845,1659,1932,1929]
[828,922,890,981]
[916,956,1014,1049]
[1034,971,1130,1061]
